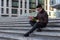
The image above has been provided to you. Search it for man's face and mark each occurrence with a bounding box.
[37,8,40,11]
[37,7,42,12]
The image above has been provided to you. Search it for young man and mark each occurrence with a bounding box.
[24,4,48,37]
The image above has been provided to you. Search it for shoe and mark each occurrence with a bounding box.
[24,34,29,37]
[36,29,42,32]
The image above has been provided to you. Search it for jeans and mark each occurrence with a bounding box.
[25,21,47,35]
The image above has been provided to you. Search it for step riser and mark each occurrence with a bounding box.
[0,24,59,26]
[0,27,60,30]
[1,22,55,24]
[0,31,60,37]
[0,25,59,27]
[0,25,60,27]
[0,33,23,39]
[0,38,17,40]
[0,29,60,32]
[0,21,60,22]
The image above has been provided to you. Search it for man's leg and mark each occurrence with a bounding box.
[37,27,42,32]
[36,23,42,32]
[29,20,36,26]
[24,23,38,37]
[37,23,47,32]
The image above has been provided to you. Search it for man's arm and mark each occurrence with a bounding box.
[43,12,48,23]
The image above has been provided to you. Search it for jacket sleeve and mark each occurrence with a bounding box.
[34,14,38,19]
[43,12,48,23]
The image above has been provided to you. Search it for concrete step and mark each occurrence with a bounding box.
[0,27,60,32]
[0,27,59,31]
[0,24,59,27]
[0,24,31,26]
[0,18,60,22]
[0,33,59,40]
[0,19,29,22]
[0,22,59,26]
[0,30,60,37]
[0,38,17,40]
[0,33,26,40]
[0,20,60,25]
[0,17,60,22]
[0,22,59,27]
[0,20,60,22]
[49,18,60,20]
[49,20,60,23]
[0,23,59,27]
[0,21,60,24]
[0,22,29,24]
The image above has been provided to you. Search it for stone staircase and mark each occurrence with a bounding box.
[0,17,60,40]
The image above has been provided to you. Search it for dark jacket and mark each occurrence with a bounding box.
[36,9,48,24]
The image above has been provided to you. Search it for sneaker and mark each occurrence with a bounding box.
[24,34,29,37]
[36,29,42,32]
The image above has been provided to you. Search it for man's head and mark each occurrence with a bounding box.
[36,4,43,12]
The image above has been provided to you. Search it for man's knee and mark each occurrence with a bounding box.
[30,20,36,23]
[29,20,36,26]
[41,24,47,28]
[36,23,47,28]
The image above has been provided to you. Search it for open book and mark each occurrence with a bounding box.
[29,12,38,21]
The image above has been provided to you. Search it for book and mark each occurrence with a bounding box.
[29,16,38,21]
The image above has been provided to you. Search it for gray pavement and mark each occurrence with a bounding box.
[19,36,60,40]
[0,33,60,40]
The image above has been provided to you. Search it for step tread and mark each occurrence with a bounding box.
[0,21,60,24]
[0,24,60,26]
[0,24,31,26]
[0,21,60,22]
[0,33,25,39]
[0,27,60,31]
[0,30,60,36]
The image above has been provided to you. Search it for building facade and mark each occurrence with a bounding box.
[0,0,56,18]
[44,0,56,18]
[50,0,60,18]
[0,0,38,17]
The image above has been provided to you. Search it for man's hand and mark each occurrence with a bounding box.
[36,20,39,22]
[29,16,34,20]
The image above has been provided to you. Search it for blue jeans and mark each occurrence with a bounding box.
[25,21,46,35]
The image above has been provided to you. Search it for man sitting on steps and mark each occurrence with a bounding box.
[24,4,48,37]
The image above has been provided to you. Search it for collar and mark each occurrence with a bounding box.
[39,9,45,13]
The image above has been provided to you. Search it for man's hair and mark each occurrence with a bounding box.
[36,4,42,8]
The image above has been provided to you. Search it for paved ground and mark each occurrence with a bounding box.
[29,37,60,40]
[0,36,60,40]
[16,36,60,40]
[0,33,60,40]
[0,38,17,40]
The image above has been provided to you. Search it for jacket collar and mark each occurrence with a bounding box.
[39,9,45,13]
